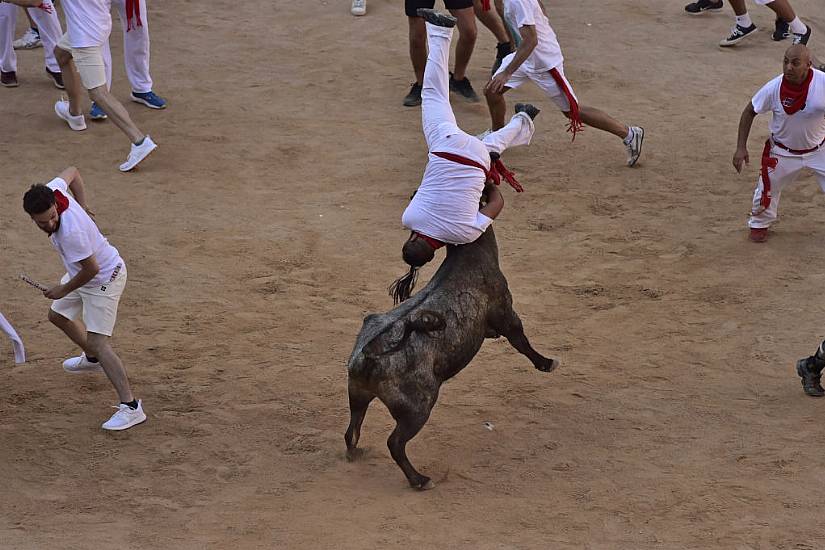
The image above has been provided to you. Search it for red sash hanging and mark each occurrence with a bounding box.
[125,0,143,31]
[549,67,583,141]
[432,151,524,192]
[756,139,777,214]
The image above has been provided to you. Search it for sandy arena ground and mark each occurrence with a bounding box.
[2,0,825,547]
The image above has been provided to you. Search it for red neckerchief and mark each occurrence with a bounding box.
[432,151,524,192]
[482,0,491,10]
[780,69,812,115]
[125,0,143,31]
[755,139,777,214]
[549,67,584,141]
[54,190,70,214]
[414,232,445,250]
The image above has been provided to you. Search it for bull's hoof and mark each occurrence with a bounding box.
[536,357,560,373]
[411,477,435,491]
[346,447,366,462]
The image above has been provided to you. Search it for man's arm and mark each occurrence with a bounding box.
[733,103,758,173]
[485,24,537,94]
[479,183,505,219]
[57,166,95,218]
[44,256,100,300]
[0,0,52,10]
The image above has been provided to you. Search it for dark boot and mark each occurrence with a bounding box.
[515,103,540,120]
[796,343,825,397]
[416,8,457,28]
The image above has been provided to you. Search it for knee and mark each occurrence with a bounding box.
[88,86,107,103]
[457,21,478,42]
[409,25,426,48]
[54,47,72,66]
[485,87,502,103]
[85,333,107,356]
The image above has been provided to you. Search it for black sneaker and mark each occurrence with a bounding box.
[719,24,758,47]
[796,357,825,397]
[449,73,479,102]
[46,68,64,89]
[403,82,422,107]
[416,8,457,27]
[514,103,540,120]
[684,0,723,15]
[492,42,514,75]
[1,71,18,87]
[772,18,790,41]
[792,24,811,45]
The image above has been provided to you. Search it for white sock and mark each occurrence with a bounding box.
[735,14,753,28]
[623,128,633,144]
[789,17,806,35]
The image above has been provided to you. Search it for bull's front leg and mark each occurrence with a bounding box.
[490,308,559,373]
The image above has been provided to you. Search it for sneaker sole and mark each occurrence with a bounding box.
[90,112,108,121]
[64,365,104,374]
[130,95,167,110]
[351,8,366,15]
[119,142,158,172]
[102,412,147,431]
[1,81,19,88]
[686,8,723,15]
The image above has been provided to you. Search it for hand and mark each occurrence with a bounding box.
[485,72,510,95]
[44,284,68,300]
[732,147,749,173]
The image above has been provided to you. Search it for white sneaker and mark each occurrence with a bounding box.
[351,0,366,16]
[63,353,103,374]
[102,400,147,431]
[13,28,42,50]
[119,135,157,172]
[54,99,87,131]
[625,126,644,167]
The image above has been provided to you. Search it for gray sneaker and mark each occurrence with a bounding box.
[625,126,644,167]
[416,8,457,27]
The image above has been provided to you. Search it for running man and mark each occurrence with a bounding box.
[391,8,539,303]
[23,166,146,430]
[53,0,157,171]
[484,0,644,167]
[733,45,825,243]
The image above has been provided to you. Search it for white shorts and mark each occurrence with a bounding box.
[493,57,578,112]
[51,264,127,336]
[56,32,106,90]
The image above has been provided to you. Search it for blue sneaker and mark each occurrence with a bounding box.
[89,102,108,120]
[131,90,167,109]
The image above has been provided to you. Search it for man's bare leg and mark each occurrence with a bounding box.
[88,85,144,144]
[573,105,628,139]
[86,332,134,403]
[48,309,95,356]
[54,46,84,115]
[486,87,510,130]
[409,16,427,86]
[473,0,509,44]
[448,7,477,82]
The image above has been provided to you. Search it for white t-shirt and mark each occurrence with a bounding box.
[752,70,825,151]
[47,178,124,288]
[62,0,112,48]
[504,0,564,72]
[402,154,494,245]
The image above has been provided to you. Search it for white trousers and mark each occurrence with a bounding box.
[422,22,534,165]
[0,2,62,73]
[749,146,825,228]
[103,0,153,93]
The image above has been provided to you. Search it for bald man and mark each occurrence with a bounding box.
[719,0,810,47]
[733,45,825,243]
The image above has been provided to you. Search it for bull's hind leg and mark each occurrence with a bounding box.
[386,395,437,490]
[345,381,375,461]
[494,308,559,373]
